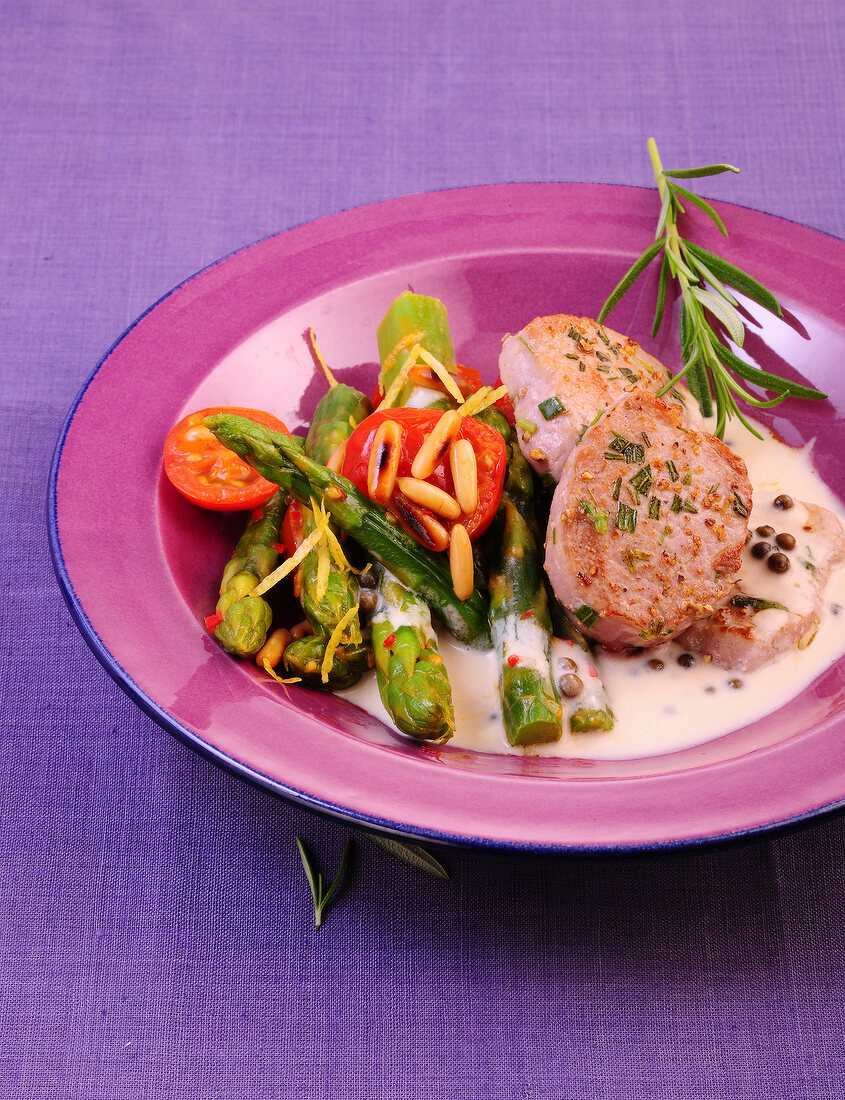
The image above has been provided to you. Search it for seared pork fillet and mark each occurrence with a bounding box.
[679,499,845,671]
[545,390,751,649]
[499,315,699,482]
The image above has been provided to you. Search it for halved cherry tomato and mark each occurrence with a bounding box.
[341,407,507,546]
[163,406,289,511]
[370,362,483,407]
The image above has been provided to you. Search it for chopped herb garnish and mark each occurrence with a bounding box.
[670,493,683,513]
[517,335,534,355]
[597,327,611,346]
[578,361,586,372]
[564,352,580,360]
[681,498,699,514]
[578,499,609,534]
[641,432,651,448]
[612,476,623,501]
[552,528,557,544]
[730,595,789,612]
[575,604,600,627]
[615,502,637,533]
[595,362,611,373]
[596,350,610,363]
[629,464,653,496]
[567,326,581,341]
[681,471,693,486]
[624,442,645,463]
[648,496,661,520]
[708,483,720,495]
[619,366,639,384]
[517,418,537,437]
[659,525,672,545]
[623,547,653,574]
[538,396,564,420]
[604,451,625,462]
[665,459,679,482]
[732,491,749,519]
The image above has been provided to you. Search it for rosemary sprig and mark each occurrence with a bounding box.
[598,137,826,438]
[361,833,450,880]
[295,836,353,929]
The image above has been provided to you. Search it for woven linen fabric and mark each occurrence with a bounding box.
[2,0,845,1096]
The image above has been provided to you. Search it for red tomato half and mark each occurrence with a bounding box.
[341,407,507,545]
[164,406,289,511]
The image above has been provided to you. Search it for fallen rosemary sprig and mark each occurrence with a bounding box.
[361,832,450,880]
[295,836,353,929]
[598,137,826,438]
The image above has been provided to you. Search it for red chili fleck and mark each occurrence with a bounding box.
[272,542,286,554]
[520,610,534,619]
[507,654,519,667]
[204,611,223,632]
[587,665,599,678]
[250,510,263,523]
[383,633,397,648]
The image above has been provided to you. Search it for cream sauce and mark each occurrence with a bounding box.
[341,419,845,759]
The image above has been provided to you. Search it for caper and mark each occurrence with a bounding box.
[755,525,775,537]
[677,653,696,669]
[558,657,578,672]
[774,494,794,510]
[358,589,378,613]
[358,570,377,589]
[751,541,772,560]
[775,532,796,551]
[768,552,790,574]
[559,673,584,698]
[647,658,665,671]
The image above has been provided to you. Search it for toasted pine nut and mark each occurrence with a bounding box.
[290,619,313,641]
[397,476,461,520]
[326,439,347,473]
[255,628,291,669]
[449,524,474,601]
[411,410,461,480]
[392,496,450,552]
[449,438,478,515]
[367,419,402,502]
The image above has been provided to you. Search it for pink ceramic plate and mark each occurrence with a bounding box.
[49,184,845,852]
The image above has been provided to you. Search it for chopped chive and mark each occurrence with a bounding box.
[578,362,586,372]
[648,496,661,520]
[623,547,653,574]
[619,366,639,384]
[615,502,637,532]
[641,432,651,447]
[681,471,693,486]
[629,464,653,495]
[681,499,699,514]
[517,335,534,355]
[575,604,600,627]
[666,459,679,481]
[670,494,683,513]
[595,362,611,373]
[538,396,564,420]
[578,499,609,534]
[564,352,580,360]
[604,451,625,461]
[517,418,537,436]
[730,595,789,612]
[623,442,645,463]
[612,476,622,501]
[659,525,672,545]
[596,350,610,363]
[597,328,611,346]
[732,491,749,519]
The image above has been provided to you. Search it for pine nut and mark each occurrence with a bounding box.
[326,439,347,472]
[411,410,461,480]
[392,496,450,552]
[255,628,292,669]
[290,620,313,641]
[397,476,461,520]
[449,438,478,515]
[367,419,402,502]
[449,523,474,601]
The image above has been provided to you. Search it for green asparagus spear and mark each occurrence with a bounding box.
[370,568,455,742]
[204,414,492,648]
[212,490,286,657]
[283,383,374,687]
[557,624,615,733]
[376,291,456,404]
[478,407,562,745]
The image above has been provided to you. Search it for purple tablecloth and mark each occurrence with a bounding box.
[4,2,845,1096]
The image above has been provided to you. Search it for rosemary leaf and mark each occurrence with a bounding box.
[597,240,665,323]
[670,185,729,236]
[662,163,740,179]
[684,241,783,315]
[363,834,450,880]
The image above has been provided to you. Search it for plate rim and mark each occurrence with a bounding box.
[48,180,845,854]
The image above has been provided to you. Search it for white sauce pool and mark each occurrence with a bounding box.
[341,419,845,759]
